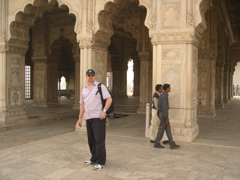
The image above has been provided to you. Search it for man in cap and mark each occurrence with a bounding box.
[77,69,112,170]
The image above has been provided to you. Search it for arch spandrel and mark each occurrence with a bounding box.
[7,0,80,42]
[195,0,213,35]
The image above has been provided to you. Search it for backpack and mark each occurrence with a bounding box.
[97,83,114,114]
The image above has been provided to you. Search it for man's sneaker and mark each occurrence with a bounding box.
[93,164,104,170]
[163,140,169,144]
[170,144,181,149]
[84,160,95,165]
[150,140,154,143]
[154,143,165,148]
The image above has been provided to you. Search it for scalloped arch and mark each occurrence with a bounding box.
[8,0,79,43]
[195,0,213,34]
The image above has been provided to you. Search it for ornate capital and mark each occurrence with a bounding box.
[93,31,111,49]
[79,38,93,49]
[151,31,200,46]
[198,50,217,59]
[7,43,28,55]
[138,52,151,62]
[32,57,48,63]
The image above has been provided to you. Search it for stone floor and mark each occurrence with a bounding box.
[0,97,240,179]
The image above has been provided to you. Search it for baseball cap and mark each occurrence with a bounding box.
[86,69,95,75]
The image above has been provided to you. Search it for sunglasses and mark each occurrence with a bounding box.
[87,74,95,77]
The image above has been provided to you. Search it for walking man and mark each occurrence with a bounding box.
[77,69,112,170]
[154,84,180,149]
[147,84,169,144]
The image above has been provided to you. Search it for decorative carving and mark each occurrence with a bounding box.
[94,49,105,82]
[162,3,180,28]
[149,15,156,29]
[197,92,206,105]
[11,91,21,106]
[186,10,194,27]
[171,124,199,137]
[11,68,21,87]
[162,46,181,61]
[79,38,93,49]
[198,63,208,89]
[152,32,200,46]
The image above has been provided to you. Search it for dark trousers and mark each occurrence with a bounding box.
[86,118,106,165]
[155,112,175,145]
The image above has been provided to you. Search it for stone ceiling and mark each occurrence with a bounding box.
[225,0,240,42]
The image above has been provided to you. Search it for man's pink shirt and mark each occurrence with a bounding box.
[80,81,110,120]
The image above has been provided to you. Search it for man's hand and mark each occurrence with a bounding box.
[166,120,170,125]
[77,118,82,127]
[100,111,106,120]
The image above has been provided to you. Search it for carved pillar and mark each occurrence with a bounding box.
[121,61,128,98]
[72,56,80,109]
[47,59,59,105]
[197,9,217,118]
[151,30,200,142]
[137,52,152,114]
[198,55,216,117]
[0,43,7,129]
[133,56,140,96]
[32,57,48,107]
[229,70,233,99]
[215,61,224,108]
[223,64,229,103]
[111,54,122,98]
[0,1,8,128]
[4,43,28,124]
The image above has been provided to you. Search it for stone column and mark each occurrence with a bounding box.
[151,31,200,142]
[215,61,224,108]
[137,52,152,114]
[111,54,123,98]
[4,43,28,125]
[32,57,48,107]
[72,56,80,109]
[121,62,128,98]
[197,8,217,118]
[223,64,229,103]
[197,55,216,117]
[0,43,7,129]
[133,57,140,97]
[0,0,7,129]
[47,60,59,105]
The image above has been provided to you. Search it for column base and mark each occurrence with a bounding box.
[171,123,199,142]
[0,122,7,131]
[197,106,216,118]
[137,103,146,114]
[4,108,28,128]
[32,101,60,107]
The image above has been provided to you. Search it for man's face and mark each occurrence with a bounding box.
[86,74,96,82]
[166,87,171,93]
[158,87,163,93]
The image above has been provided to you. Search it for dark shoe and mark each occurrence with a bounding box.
[170,144,181,149]
[150,140,154,143]
[163,140,169,144]
[154,143,165,148]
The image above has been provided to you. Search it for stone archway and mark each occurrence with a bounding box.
[3,0,79,126]
[96,0,152,113]
[49,35,75,103]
